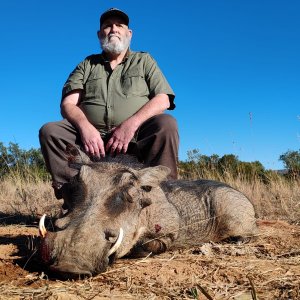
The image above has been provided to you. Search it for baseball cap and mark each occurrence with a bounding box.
[100,8,129,27]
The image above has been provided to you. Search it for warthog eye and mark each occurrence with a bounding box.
[141,185,152,192]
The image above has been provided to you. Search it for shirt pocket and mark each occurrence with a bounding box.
[84,73,103,98]
[121,69,149,97]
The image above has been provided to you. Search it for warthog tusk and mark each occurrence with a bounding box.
[107,228,124,257]
[39,214,47,238]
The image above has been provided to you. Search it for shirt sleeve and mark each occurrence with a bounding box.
[144,54,176,110]
[61,58,87,101]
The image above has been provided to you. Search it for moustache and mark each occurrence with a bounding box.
[108,34,121,39]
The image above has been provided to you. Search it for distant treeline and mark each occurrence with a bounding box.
[178,149,300,181]
[0,142,299,181]
[0,142,49,180]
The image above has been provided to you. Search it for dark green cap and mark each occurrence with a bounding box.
[100,8,129,27]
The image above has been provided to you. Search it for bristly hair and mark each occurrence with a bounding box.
[65,143,145,170]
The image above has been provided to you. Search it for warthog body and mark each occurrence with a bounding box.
[40,148,257,278]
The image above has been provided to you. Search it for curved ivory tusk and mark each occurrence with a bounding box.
[107,228,124,257]
[39,214,47,238]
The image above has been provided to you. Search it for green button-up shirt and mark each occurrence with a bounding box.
[62,51,175,137]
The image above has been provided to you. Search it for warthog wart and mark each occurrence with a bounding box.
[39,146,257,278]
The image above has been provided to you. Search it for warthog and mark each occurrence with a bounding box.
[39,146,257,278]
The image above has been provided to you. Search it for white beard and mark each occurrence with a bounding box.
[100,33,131,55]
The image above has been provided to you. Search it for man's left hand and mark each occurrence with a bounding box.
[105,119,139,155]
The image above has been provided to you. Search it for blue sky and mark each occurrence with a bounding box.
[0,0,299,170]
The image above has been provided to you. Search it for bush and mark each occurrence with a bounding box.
[179,149,267,182]
[0,142,49,181]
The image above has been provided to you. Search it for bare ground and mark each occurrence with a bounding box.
[0,217,299,299]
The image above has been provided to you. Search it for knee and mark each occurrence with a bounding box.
[138,114,179,144]
[39,122,58,143]
[152,114,178,133]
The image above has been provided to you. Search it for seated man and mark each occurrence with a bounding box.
[39,8,179,199]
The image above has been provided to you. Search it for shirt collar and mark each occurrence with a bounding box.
[100,49,131,63]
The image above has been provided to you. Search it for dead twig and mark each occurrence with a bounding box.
[247,275,257,300]
[196,284,214,300]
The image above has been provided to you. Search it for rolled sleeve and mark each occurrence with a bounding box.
[144,54,176,110]
[61,60,86,100]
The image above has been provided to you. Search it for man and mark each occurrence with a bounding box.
[39,8,179,199]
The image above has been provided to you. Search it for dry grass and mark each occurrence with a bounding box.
[236,175,300,224]
[0,175,60,221]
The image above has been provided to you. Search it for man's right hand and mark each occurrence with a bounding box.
[79,122,105,158]
[61,91,105,159]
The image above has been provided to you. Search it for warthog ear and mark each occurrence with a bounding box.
[138,166,170,186]
[66,143,91,166]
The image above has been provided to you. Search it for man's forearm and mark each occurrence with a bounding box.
[61,94,105,157]
[61,103,91,130]
[61,91,92,131]
[125,93,170,130]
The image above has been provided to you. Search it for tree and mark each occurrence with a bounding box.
[218,154,239,177]
[238,161,266,181]
[279,150,300,178]
[0,142,48,180]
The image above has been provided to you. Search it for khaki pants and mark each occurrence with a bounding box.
[39,114,179,185]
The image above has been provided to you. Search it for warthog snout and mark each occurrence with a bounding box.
[39,214,125,277]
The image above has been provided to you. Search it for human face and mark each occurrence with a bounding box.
[98,17,132,55]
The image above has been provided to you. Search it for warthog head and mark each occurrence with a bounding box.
[39,151,170,279]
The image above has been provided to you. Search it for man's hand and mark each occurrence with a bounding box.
[61,91,105,159]
[106,119,138,155]
[79,122,105,158]
[105,94,170,155]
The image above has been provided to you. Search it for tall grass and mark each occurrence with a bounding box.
[0,165,60,220]
[0,162,299,224]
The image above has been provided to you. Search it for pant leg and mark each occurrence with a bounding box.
[134,114,179,179]
[39,119,82,184]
